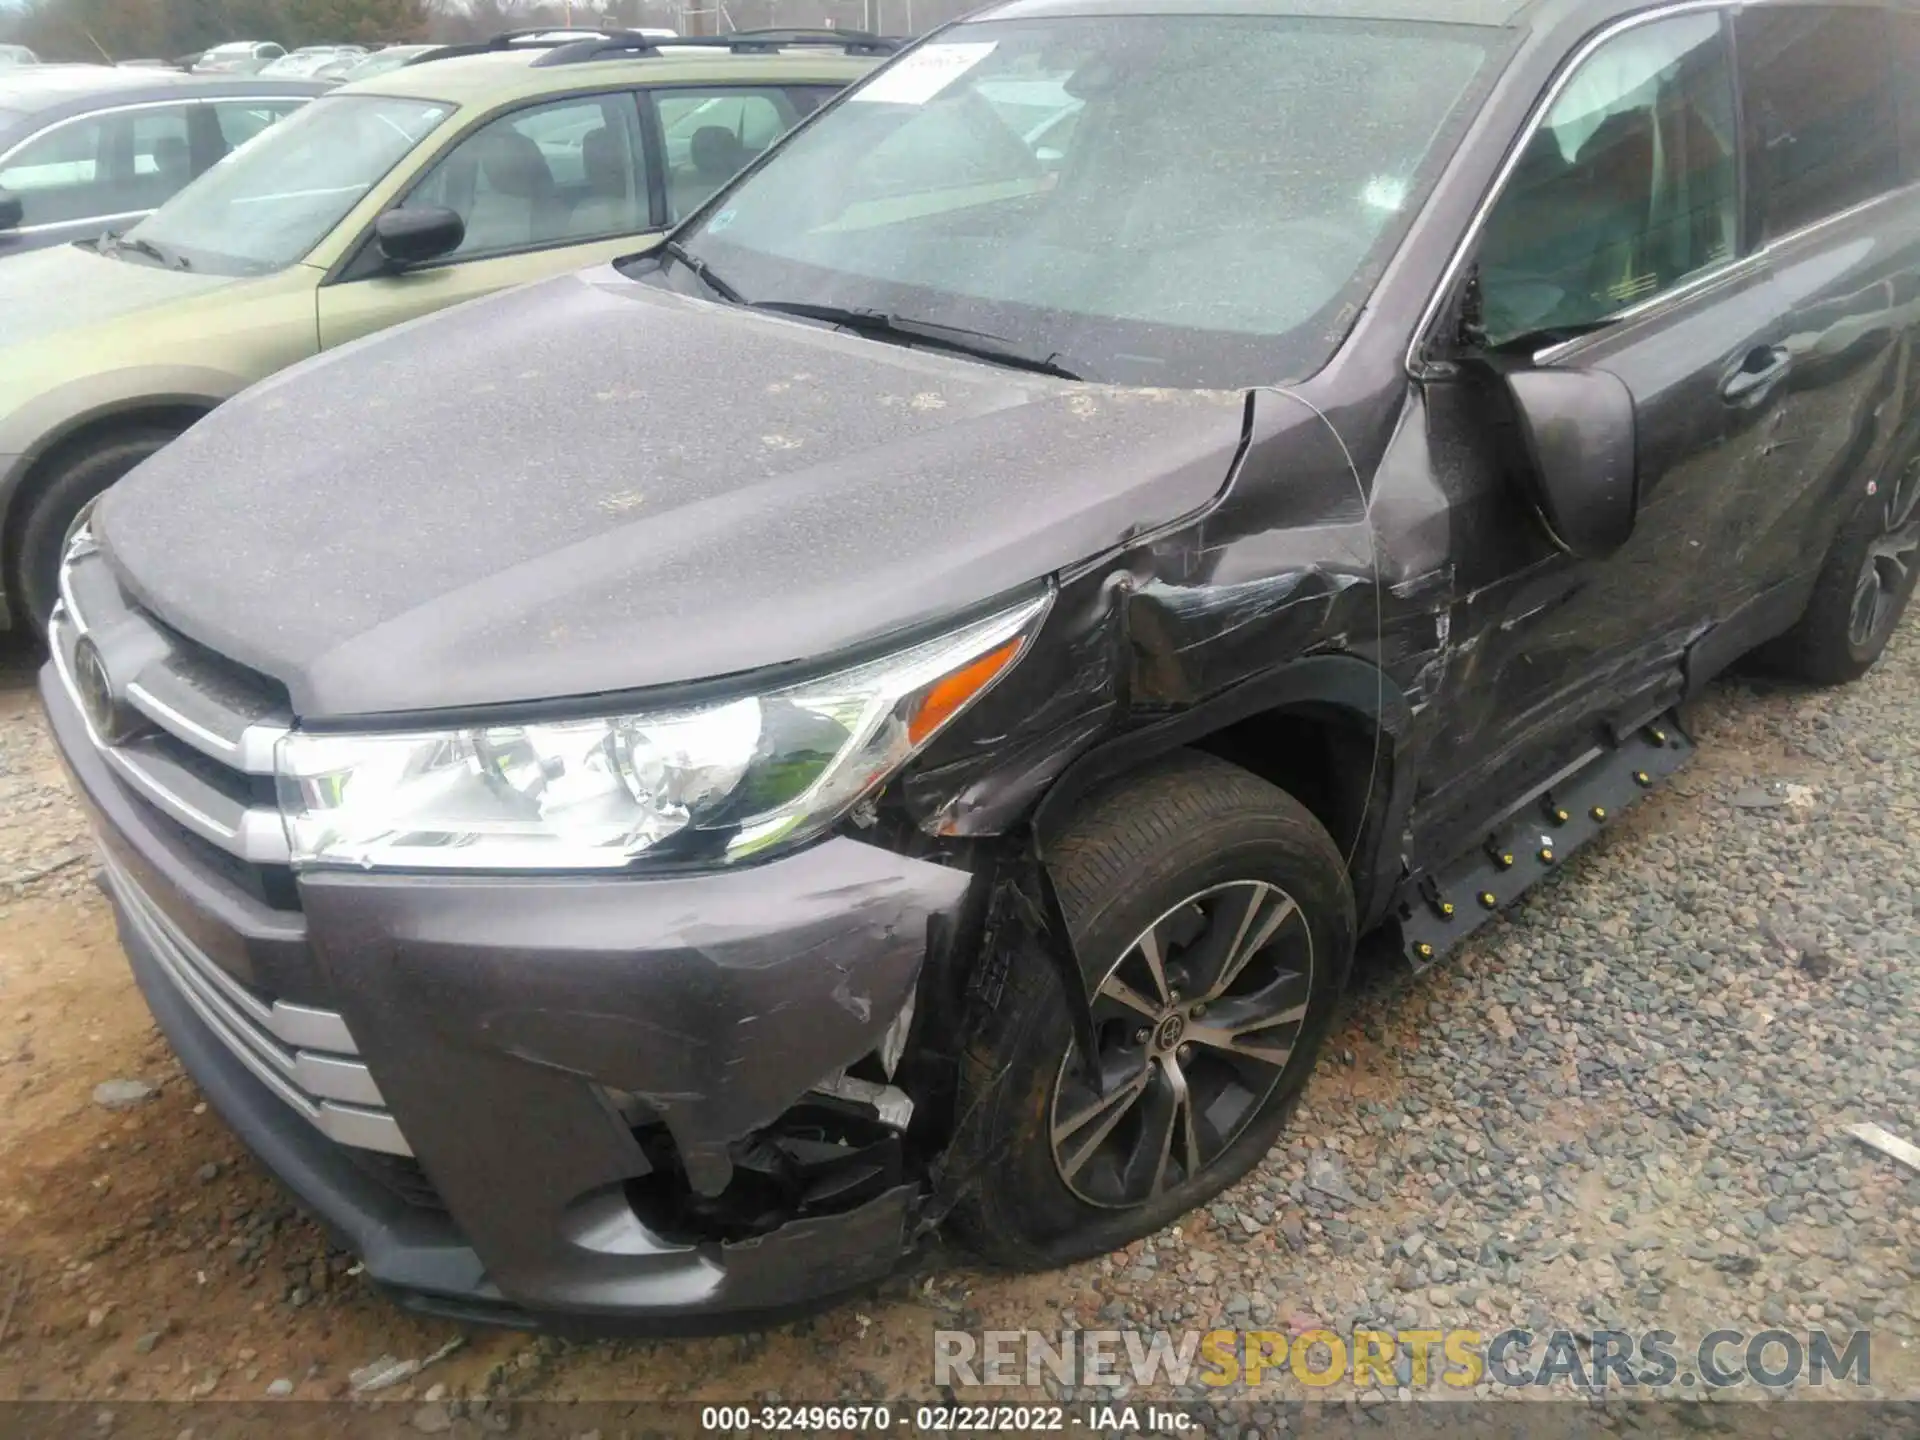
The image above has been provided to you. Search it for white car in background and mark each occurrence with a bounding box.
[315,44,438,83]
[192,41,288,75]
[262,45,367,78]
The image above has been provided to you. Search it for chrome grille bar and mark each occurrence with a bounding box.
[52,523,292,863]
[103,850,411,1157]
[49,611,292,864]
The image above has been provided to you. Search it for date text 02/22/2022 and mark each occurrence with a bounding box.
[699,1404,1194,1432]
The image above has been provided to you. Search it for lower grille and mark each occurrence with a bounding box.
[343,1150,448,1212]
[104,850,412,1158]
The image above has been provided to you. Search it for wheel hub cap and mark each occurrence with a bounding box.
[1048,879,1315,1209]
[1152,1013,1186,1052]
[1851,457,1920,650]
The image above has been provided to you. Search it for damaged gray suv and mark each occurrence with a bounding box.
[44,0,1920,1328]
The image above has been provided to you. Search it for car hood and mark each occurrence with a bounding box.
[98,265,1249,720]
[0,242,244,349]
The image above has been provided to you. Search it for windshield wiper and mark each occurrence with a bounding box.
[662,238,741,304]
[102,230,190,270]
[751,300,1086,381]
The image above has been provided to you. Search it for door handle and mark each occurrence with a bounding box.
[1722,346,1792,404]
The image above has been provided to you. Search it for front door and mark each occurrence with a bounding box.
[316,91,662,350]
[1413,8,1792,848]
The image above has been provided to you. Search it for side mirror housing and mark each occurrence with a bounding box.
[374,205,464,268]
[0,190,23,231]
[1502,367,1639,560]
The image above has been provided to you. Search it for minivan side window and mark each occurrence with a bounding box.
[1476,13,1738,347]
[1736,5,1899,239]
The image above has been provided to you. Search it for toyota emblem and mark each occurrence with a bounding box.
[72,636,143,745]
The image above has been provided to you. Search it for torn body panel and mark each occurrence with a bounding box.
[904,387,1449,921]
[294,838,971,1314]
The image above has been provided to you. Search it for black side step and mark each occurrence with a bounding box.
[1393,711,1694,976]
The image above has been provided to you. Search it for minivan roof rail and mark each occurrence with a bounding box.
[527,27,902,66]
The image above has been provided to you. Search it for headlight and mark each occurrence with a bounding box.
[276,591,1051,871]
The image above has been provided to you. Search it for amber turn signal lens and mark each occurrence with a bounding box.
[907,639,1024,745]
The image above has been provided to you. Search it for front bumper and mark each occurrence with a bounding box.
[44,660,973,1329]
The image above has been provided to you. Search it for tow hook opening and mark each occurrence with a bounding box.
[623,1092,910,1246]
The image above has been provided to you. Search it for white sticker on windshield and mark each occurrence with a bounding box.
[851,42,997,106]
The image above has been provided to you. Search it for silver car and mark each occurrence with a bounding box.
[191,41,287,75]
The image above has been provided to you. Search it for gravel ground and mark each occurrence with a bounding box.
[0,616,1915,1418]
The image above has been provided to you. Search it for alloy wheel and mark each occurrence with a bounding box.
[1849,456,1920,650]
[1048,880,1314,1208]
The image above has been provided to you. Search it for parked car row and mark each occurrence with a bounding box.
[0,29,890,629]
[0,40,499,80]
[14,0,1920,1338]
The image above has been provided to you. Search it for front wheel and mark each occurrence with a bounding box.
[947,751,1354,1269]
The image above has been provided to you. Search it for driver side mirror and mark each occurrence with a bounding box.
[0,189,22,231]
[374,205,464,269]
[1501,367,1640,560]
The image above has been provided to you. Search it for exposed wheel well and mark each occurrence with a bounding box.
[3,405,206,592]
[1189,703,1392,900]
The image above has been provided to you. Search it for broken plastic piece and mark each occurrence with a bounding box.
[1844,1122,1920,1175]
[812,1071,915,1131]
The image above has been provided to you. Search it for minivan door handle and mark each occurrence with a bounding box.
[1721,346,1792,404]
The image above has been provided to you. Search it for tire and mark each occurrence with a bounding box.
[1750,452,1920,685]
[947,750,1355,1269]
[9,428,176,637]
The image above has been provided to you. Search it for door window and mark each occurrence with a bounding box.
[127,106,194,203]
[1477,13,1738,346]
[0,117,105,223]
[1738,6,1900,236]
[788,86,839,122]
[0,104,198,227]
[657,87,804,222]
[409,94,652,261]
[213,99,303,155]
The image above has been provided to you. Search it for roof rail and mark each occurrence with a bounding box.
[708,27,901,55]
[407,27,617,66]
[529,30,665,66]
[529,26,902,66]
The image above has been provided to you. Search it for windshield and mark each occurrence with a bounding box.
[672,15,1498,386]
[124,93,449,275]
